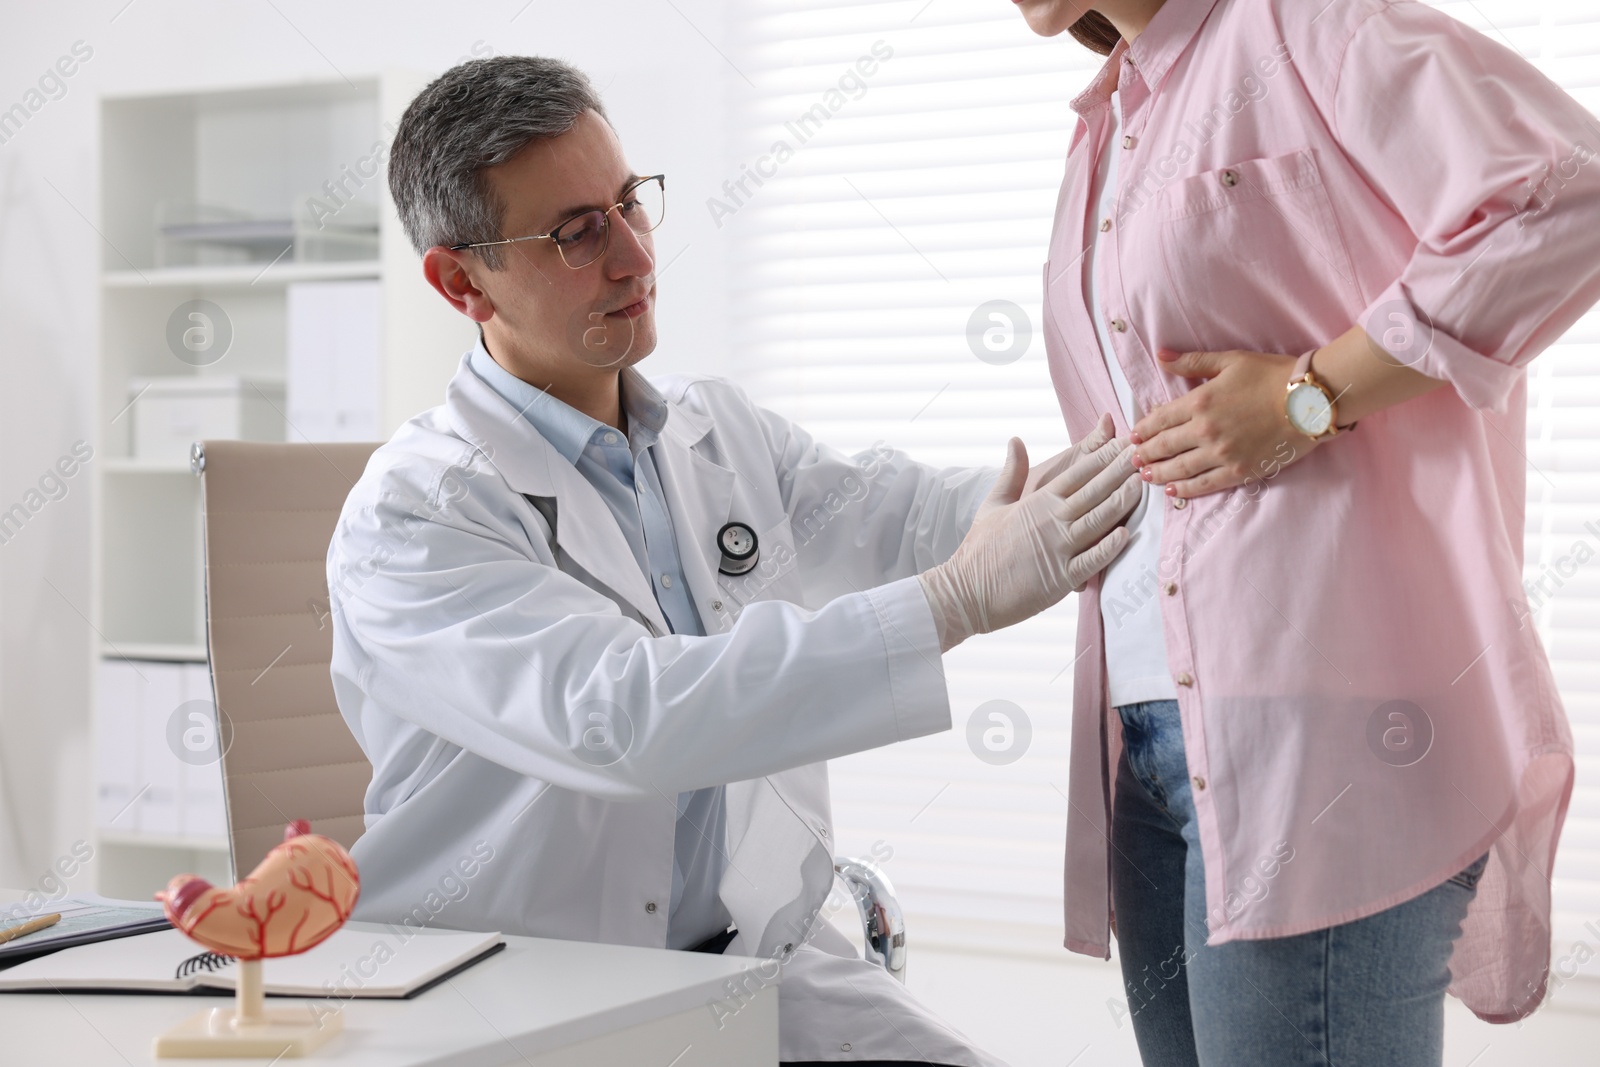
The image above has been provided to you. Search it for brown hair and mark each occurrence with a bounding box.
[1068,11,1123,56]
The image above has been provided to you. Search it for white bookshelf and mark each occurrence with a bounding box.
[92,73,473,899]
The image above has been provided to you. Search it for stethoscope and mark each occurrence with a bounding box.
[716,521,759,576]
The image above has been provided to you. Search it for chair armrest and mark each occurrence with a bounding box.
[833,855,906,984]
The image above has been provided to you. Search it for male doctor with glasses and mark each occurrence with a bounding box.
[328,54,1141,1065]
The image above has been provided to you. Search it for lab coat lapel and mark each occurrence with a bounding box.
[442,356,671,636]
[651,404,736,634]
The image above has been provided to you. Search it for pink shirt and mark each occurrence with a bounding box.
[1043,0,1600,1022]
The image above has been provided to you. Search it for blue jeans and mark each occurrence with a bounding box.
[1109,699,1489,1067]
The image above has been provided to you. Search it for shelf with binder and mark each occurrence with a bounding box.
[94,657,232,898]
[153,195,379,269]
[103,260,381,289]
[100,284,292,392]
[92,71,475,899]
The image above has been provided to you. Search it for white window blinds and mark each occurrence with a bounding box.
[723,0,1600,968]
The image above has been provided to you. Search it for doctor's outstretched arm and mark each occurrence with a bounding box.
[747,382,1128,608]
[329,436,1136,802]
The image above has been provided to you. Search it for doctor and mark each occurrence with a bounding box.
[328,55,1141,1066]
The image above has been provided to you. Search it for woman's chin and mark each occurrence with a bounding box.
[1015,0,1083,38]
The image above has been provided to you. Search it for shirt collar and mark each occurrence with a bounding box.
[467,335,669,465]
[1070,0,1224,118]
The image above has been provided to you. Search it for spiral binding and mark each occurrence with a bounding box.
[175,950,237,980]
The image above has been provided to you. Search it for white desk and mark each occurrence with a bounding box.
[0,921,778,1066]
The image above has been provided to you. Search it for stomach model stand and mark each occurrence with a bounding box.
[152,819,360,1058]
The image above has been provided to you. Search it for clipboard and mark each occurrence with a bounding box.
[0,897,170,969]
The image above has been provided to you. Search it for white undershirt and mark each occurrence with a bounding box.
[1085,88,1177,707]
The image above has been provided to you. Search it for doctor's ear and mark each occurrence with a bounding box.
[422,246,497,324]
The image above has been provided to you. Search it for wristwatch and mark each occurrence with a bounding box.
[1284,348,1355,440]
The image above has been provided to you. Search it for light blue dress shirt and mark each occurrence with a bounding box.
[469,339,732,950]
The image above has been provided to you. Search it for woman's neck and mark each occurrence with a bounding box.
[1094,0,1168,45]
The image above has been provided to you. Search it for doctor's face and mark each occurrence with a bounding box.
[471,110,658,375]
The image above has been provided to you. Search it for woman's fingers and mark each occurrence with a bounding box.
[1130,395,1192,445]
[1162,465,1244,499]
[1133,418,1202,466]
[1141,446,1218,486]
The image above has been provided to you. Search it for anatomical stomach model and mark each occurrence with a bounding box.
[161,819,359,959]
[152,820,360,1058]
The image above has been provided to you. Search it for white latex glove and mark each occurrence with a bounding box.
[1022,412,1116,497]
[918,433,1140,652]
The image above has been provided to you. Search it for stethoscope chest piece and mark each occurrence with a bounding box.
[717,521,759,576]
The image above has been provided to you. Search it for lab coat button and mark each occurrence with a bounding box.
[842,1044,853,1052]
[660,573,673,588]
[1193,775,1207,791]
[1099,217,1111,232]
[1220,169,1239,187]
[1172,496,1187,509]
[1122,134,1135,149]
[816,823,829,839]
[1176,672,1194,687]
[604,432,619,445]
[1110,318,1127,332]
[645,901,658,914]
[712,600,723,611]
[1164,582,1177,596]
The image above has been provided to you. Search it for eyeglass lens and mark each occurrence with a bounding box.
[552,177,664,267]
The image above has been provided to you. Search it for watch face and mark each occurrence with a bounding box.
[1286,383,1334,436]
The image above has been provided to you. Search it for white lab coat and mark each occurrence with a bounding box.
[328,353,1006,1064]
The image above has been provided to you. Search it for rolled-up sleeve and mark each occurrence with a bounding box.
[1332,0,1600,411]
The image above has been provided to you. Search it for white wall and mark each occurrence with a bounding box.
[0,0,733,894]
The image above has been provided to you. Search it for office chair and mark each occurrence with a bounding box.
[193,439,906,983]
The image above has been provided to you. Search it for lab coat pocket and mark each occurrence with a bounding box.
[709,515,801,627]
[1156,147,1361,356]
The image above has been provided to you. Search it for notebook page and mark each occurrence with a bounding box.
[257,925,504,997]
[0,928,206,992]
[0,923,503,997]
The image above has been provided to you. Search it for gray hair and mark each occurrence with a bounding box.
[388,55,609,270]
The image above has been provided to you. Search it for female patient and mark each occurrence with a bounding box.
[1012,0,1600,1063]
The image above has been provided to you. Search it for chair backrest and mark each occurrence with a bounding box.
[195,439,381,882]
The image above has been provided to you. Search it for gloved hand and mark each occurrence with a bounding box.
[918,431,1141,652]
[1021,412,1116,496]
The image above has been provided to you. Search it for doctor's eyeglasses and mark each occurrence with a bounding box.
[449,174,666,269]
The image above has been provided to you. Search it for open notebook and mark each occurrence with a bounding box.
[0,923,504,999]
